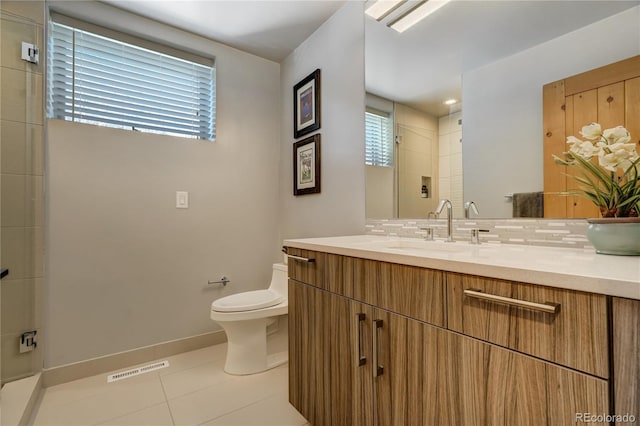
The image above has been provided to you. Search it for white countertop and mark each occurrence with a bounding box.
[283,235,640,300]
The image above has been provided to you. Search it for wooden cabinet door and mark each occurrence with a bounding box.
[323,288,356,426]
[288,279,355,425]
[352,302,374,426]
[358,305,452,426]
[288,279,325,424]
[371,308,411,425]
[612,297,640,424]
[446,331,609,426]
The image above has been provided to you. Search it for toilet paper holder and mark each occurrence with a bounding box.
[208,276,230,286]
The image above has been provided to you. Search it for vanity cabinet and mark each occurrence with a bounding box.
[286,249,627,425]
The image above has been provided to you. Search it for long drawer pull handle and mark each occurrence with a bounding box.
[464,289,560,314]
[355,313,366,367]
[287,254,315,263]
[372,319,384,378]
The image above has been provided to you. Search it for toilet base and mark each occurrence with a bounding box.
[221,317,288,375]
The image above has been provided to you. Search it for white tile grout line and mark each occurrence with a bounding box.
[107,360,170,383]
[195,391,293,426]
[158,370,178,426]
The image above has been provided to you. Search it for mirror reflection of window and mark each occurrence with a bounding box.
[365,108,393,167]
[365,107,395,218]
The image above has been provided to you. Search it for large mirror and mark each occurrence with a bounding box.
[365,0,640,219]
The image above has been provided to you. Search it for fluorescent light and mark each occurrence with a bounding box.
[444,99,457,105]
[365,0,406,21]
[389,0,452,33]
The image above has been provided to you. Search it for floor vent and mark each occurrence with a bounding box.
[107,360,170,383]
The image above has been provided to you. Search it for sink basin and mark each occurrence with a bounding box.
[364,239,477,253]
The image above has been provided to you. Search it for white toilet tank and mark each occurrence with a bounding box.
[268,263,288,297]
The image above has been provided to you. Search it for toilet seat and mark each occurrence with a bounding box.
[212,289,284,313]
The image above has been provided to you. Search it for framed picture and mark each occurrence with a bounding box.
[293,134,321,196]
[293,69,321,138]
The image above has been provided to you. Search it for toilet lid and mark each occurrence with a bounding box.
[211,289,284,312]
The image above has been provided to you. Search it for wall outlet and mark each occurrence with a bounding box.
[21,42,39,64]
[20,330,37,353]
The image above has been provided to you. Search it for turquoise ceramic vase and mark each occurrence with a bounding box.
[586,218,640,256]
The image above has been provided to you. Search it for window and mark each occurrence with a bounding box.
[48,16,215,140]
[365,108,393,167]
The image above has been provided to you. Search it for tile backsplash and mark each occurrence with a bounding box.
[365,218,592,249]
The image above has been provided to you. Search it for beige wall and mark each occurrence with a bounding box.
[0,0,45,384]
[44,9,281,367]
[279,2,366,239]
[365,165,394,219]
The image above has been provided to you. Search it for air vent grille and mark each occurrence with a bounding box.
[107,360,169,383]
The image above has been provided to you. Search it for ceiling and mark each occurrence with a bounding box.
[102,0,346,62]
[100,0,638,117]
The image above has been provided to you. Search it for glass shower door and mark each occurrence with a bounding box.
[0,1,45,386]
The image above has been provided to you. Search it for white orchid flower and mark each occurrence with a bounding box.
[598,142,639,172]
[580,123,602,140]
[569,139,600,159]
[603,126,631,144]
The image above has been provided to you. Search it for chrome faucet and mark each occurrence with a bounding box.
[464,201,479,219]
[435,199,454,242]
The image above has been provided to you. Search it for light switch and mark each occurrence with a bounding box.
[176,191,189,209]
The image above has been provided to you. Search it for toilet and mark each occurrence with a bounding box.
[210,263,288,375]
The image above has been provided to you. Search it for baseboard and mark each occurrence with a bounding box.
[42,330,226,388]
[1,372,42,426]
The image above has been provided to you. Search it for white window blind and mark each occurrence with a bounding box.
[365,109,393,167]
[48,19,215,140]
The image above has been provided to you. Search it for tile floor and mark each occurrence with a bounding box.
[29,339,308,426]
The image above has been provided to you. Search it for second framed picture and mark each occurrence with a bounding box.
[293,134,321,196]
[293,69,321,138]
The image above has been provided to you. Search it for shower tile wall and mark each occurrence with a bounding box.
[0,0,45,384]
[438,112,463,218]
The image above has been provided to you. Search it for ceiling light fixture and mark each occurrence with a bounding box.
[365,0,407,21]
[388,0,452,33]
[444,99,457,105]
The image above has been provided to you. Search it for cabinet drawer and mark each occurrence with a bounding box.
[354,259,446,327]
[286,248,324,288]
[447,272,609,377]
[324,253,354,298]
